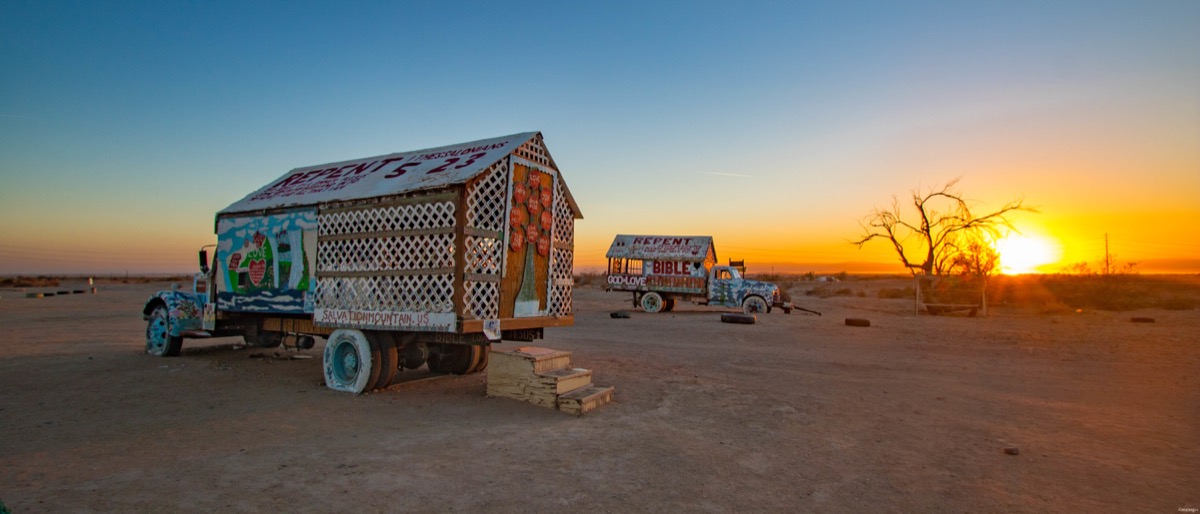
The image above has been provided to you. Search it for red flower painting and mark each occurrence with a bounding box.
[510,168,555,254]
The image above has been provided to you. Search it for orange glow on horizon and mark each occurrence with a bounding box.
[995,232,1062,274]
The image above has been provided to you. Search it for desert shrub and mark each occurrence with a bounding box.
[748,273,804,291]
[97,275,191,284]
[997,275,1200,311]
[0,276,60,287]
[918,275,984,306]
[573,272,605,289]
[805,285,857,298]
[988,275,1058,307]
[877,286,914,299]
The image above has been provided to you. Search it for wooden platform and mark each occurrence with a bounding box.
[487,346,614,415]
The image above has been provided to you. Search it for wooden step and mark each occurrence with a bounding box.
[557,385,615,416]
[537,367,593,395]
[485,367,593,409]
[487,348,581,409]
[495,346,573,373]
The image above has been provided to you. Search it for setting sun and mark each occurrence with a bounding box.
[996,233,1061,274]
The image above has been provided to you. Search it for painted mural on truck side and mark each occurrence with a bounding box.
[215,209,318,313]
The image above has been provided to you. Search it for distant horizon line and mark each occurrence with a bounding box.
[4,266,1198,278]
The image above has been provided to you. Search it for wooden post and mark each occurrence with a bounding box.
[981,279,988,317]
[914,274,920,316]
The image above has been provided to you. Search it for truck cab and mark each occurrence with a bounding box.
[706,264,785,313]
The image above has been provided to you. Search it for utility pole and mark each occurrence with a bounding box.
[1104,233,1111,276]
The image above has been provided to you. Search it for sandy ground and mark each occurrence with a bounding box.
[1,279,1197,513]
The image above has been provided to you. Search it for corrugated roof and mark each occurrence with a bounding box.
[220,132,579,216]
[605,235,715,262]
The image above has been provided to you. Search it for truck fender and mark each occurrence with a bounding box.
[142,290,206,338]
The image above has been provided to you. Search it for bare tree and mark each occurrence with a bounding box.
[853,179,1033,276]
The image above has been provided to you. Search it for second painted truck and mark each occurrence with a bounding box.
[604,235,792,314]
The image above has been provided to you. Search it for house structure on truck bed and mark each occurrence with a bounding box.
[142,132,582,394]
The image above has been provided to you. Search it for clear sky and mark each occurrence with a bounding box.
[2,0,1198,275]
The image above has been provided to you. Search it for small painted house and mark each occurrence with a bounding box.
[214,132,582,335]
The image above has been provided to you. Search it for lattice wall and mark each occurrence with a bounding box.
[548,176,574,316]
[315,199,456,314]
[461,160,508,319]
[515,134,557,170]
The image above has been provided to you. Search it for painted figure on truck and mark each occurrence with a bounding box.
[604,235,792,314]
[142,132,582,395]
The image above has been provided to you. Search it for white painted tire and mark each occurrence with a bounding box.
[640,292,665,313]
[742,295,769,315]
[323,329,373,394]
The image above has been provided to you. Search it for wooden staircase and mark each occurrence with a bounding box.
[486,346,614,415]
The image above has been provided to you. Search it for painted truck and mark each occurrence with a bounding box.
[142,132,582,394]
[604,235,791,314]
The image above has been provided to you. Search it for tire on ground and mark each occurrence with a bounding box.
[721,312,756,324]
[845,318,871,327]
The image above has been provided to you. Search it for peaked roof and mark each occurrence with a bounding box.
[606,235,716,262]
[220,132,580,217]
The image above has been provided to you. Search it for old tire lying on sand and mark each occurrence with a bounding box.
[844,318,871,327]
[721,313,756,324]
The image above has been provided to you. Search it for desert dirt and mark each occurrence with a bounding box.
[1,278,1197,513]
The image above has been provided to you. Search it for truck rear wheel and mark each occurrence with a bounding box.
[640,292,665,313]
[245,331,283,348]
[366,332,398,390]
[428,344,483,375]
[145,305,182,357]
[466,344,490,373]
[323,329,374,394]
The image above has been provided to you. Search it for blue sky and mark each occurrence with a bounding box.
[2,0,1198,273]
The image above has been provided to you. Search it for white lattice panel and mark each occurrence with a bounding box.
[549,246,573,316]
[464,281,500,320]
[552,178,574,245]
[515,134,556,169]
[461,161,508,320]
[316,198,457,315]
[315,274,454,313]
[318,233,455,273]
[463,235,502,275]
[548,177,574,316]
[320,201,455,236]
[466,161,508,234]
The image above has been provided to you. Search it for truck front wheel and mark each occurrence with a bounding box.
[146,305,183,357]
[742,295,769,315]
[640,292,665,313]
[323,329,375,394]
